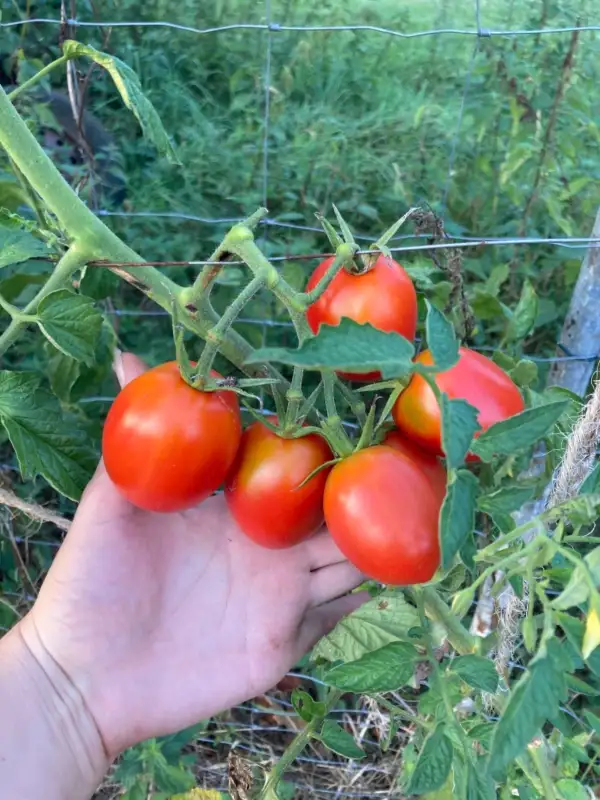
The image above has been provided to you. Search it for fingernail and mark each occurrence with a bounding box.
[112,348,126,388]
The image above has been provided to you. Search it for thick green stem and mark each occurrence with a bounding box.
[259,691,341,800]
[284,367,305,428]
[193,274,265,387]
[322,371,354,457]
[302,244,357,305]
[0,246,87,356]
[7,55,69,102]
[419,587,478,655]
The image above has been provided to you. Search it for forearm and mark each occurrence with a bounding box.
[0,619,110,800]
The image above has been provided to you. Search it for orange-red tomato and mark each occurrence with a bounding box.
[393,347,524,458]
[382,429,447,502]
[225,418,333,549]
[305,253,417,382]
[323,446,442,585]
[103,361,241,512]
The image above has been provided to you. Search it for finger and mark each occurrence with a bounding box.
[309,561,365,608]
[303,529,350,570]
[114,349,148,388]
[297,591,370,655]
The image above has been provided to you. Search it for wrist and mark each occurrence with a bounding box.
[0,617,110,800]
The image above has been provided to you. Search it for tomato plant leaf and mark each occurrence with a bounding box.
[510,359,538,389]
[62,40,180,164]
[425,302,459,371]
[440,395,481,468]
[248,319,415,378]
[555,779,591,800]
[505,279,538,344]
[477,484,537,516]
[439,470,479,570]
[405,723,454,795]
[451,655,499,693]
[291,689,326,723]
[580,461,600,495]
[311,591,419,663]
[44,345,82,404]
[324,641,418,693]
[466,759,496,800]
[37,290,104,365]
[0,370,96,500]
[0,223,52,268]
[319,720,366,760]
[487,642,570,781]
[470,400,569,462]
[552,546,600,611]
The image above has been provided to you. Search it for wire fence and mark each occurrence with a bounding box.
[2,3,600,797]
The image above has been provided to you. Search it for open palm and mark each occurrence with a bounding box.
[21,354,365,757]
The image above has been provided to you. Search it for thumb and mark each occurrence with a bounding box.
[113,349,148,388]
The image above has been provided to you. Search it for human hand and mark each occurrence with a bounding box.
[18,352,366,761]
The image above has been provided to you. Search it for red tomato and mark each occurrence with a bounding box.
[305,253,417,381]
[382,429,447,502]
[225,418,333,549]
[392,347,524,458]
[324,446,441,585]
[103,361,241,512]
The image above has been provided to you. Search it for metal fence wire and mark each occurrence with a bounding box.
[1,2,600,798]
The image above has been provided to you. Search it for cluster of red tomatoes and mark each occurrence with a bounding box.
[102,255,524,586]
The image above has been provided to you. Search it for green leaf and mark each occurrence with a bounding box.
[311,591,419,663]
[320,720,366,760]
[471,400,568,462]
[556,779,590,800]
[37,290,104,365]
[505,279,538,343]
[291,688,326,723]
[62,40,180,164]
[466,758,496,800]
[583,709,600,735]
[478,484,537,516]
[426,302,458,371]
[441,395,481,468]
[510,359,538,389]
[324,641,418,693]
[580,461,600,495]
[0,223,52,268]
[44,344,81,403]
[406,724,454,795]
[0,371,96,500]
[248,319,415,378]
[487,644,569,781]
[153,760,195,794]
[440,470,479,570]
[451,655,499,693]
[552,546,600,611]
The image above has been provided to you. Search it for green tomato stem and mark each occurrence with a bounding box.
[7,55,69,102]
[322,371,354,457]
[419,586,479,655]
[259,690,341,800]
[301,243,357,306]
[193,274,265,388]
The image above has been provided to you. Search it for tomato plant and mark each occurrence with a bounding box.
[305,253,417,381]
[393,347,525,458]
[323,445,442,585]
[102,362,242,512]
[225,417,333,548]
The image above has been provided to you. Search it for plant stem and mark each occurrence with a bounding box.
[0,245,87,356]
[322,371,354,457]
[419,587,478,655]
[193,274,265,387]
[527,741,558,800]
[302,244,356,305]
[284,367,305,428]
[7,54,69,102]
[335,376,366,425]
[259,690,341,800]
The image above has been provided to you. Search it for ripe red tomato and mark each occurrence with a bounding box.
[382,429,447,502]
[225,418,333,549]
[323,446,441,585]
[392,347,525,458]
[305,253,417,381]
[103,361,241,512]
